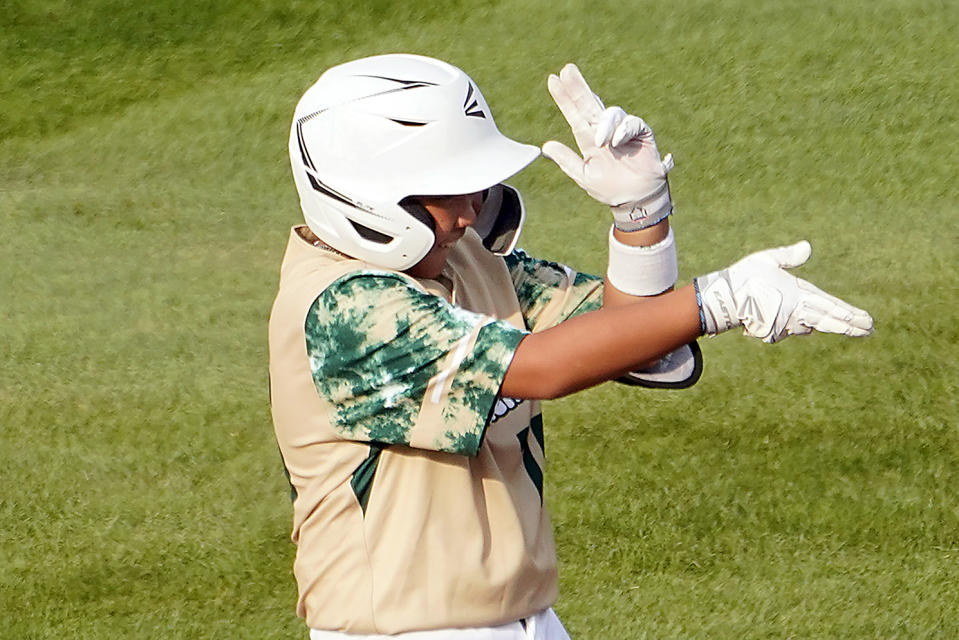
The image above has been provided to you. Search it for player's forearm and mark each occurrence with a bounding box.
[612,218,670,249]
[501,284,702,399]
[601,217,678,369]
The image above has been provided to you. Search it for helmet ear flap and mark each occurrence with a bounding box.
[399,197,437,233]
[474,184,526,255]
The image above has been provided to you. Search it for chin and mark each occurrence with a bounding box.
[406,250,448,279]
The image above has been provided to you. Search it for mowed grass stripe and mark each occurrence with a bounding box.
[2,0,957,637]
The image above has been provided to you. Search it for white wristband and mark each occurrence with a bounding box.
[606,225,678,296]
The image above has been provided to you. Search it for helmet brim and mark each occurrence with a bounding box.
[404,134,540,198]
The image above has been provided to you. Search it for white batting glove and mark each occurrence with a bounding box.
[695,241,874,343]
[543,63,674,231]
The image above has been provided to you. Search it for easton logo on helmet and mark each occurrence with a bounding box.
[464,83,486,119]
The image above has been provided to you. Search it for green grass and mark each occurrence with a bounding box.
[2,0,957,637]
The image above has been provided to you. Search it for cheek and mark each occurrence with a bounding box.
[422,201,468,232]
[431,211,458,233]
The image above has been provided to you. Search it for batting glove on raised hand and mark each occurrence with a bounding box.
[695,241,874,343]
[543,63,674,231]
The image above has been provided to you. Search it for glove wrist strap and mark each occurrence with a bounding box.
[694,271,740,335]
[610,179,673,232]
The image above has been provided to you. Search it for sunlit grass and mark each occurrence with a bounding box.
[2,0,957,637]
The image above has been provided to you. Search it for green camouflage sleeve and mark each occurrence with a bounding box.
[503,249,604,332]
[304,272,526,456]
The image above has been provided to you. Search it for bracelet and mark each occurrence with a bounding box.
[693,278,707,336]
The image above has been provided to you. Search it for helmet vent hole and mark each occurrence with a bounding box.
[388,118,428,127]
[350,221,393,244]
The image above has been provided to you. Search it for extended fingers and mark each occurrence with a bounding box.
[547,64,605,150]
[750,240,812,270]
[541,140,588,188]
[797,283,875,337]
[557,64,604,121]
[547,75,593,151]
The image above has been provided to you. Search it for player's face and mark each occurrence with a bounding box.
[406,191,484,279]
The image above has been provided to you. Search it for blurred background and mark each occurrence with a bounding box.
[2,1,957,637]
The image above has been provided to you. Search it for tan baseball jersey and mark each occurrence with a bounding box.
[269,226,603,634]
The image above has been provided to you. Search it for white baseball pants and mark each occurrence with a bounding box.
[309,608,571,640]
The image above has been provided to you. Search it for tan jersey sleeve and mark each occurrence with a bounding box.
[503,249,604,332]
[304,271,527,455]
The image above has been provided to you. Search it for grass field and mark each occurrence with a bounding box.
[2,0,957,638]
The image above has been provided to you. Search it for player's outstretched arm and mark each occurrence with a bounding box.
[502,285,702,399]
[510,63,874,400]
[501,241,874,400]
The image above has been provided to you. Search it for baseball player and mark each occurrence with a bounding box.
[268,54,873,639]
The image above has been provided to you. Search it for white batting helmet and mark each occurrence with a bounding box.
[289,53,540,270]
